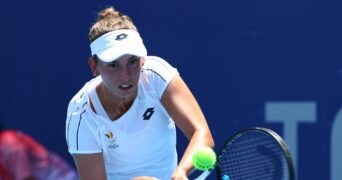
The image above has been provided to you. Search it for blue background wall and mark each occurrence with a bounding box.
[0,0,341,179]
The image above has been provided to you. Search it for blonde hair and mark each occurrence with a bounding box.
[88,6,138,42]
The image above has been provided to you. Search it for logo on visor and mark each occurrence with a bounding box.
[115,33,128,41]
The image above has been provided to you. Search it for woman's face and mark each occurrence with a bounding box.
[96,55,143,101]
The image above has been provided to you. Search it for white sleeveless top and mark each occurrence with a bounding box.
[66,56,179,179]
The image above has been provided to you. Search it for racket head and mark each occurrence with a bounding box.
[216,127,296,180]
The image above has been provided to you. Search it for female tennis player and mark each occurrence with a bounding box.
[65,6,214,180]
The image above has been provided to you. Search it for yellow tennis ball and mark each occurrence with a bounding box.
[192,146,217,171]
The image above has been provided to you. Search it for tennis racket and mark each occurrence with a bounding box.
[194,127,295,180]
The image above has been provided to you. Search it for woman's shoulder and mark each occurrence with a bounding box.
[67,77,101,109]
[139,56,179,98]
[142,56,173,70]
[142,56,177,77]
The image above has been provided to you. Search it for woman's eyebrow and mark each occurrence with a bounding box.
[105,61,119,66]
[129,55,138,61]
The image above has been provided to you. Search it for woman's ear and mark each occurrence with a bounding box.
[88,56,99,77]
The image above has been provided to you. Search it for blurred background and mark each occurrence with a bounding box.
[0,0,341,179]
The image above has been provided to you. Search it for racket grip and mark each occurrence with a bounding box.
[194,170,212,180]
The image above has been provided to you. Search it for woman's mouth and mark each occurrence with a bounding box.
[118,84,132,90]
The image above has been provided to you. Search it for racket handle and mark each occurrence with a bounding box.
[194,170,212,180]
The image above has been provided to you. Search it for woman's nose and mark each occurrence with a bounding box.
[119,66,130,79]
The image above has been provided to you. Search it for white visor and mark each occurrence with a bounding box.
[90,29,147,62]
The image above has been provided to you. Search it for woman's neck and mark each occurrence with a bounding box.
[96,83,136,120]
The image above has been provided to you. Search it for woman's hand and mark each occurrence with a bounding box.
[171,168,189,180]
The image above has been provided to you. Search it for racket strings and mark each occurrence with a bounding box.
[217,131,289,180]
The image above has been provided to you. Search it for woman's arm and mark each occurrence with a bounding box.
[73,153,107,180]
[161,74,215,179]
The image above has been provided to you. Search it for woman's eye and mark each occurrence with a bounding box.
[129,57,139,65]
[109,63,120,68]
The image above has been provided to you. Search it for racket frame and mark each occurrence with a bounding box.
[215,127,296,180]
[193,127,296,180]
